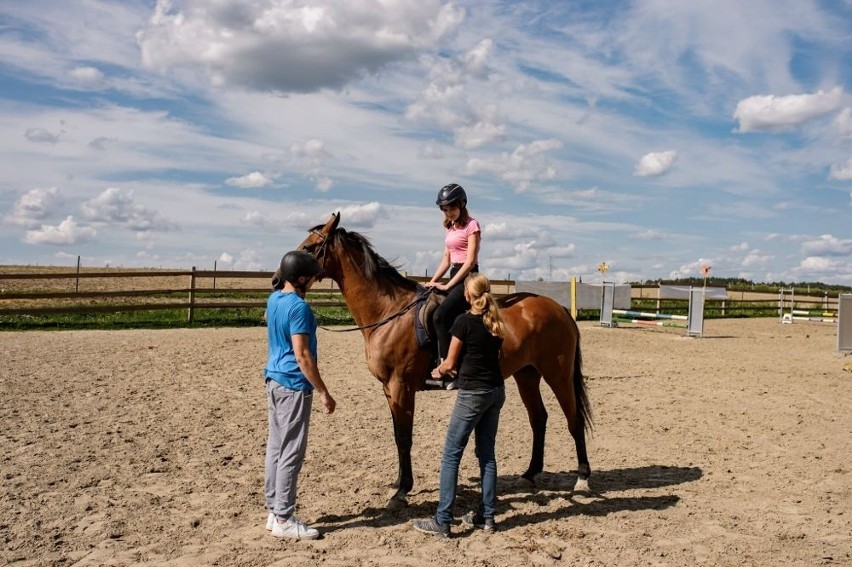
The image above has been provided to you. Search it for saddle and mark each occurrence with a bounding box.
[414,285,445,349]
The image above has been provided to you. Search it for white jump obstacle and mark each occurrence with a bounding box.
[779,288,838,324]
[600,282,705,337]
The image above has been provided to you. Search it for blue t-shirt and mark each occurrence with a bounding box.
[264,291,317,391]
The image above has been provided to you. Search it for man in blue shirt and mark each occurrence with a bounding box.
[264,250,336,540]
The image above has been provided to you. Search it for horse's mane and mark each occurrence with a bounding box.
[319,226,418,292]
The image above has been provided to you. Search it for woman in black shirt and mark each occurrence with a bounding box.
[413,274,506,537]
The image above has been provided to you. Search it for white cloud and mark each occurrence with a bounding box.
[314,177,333,192]
[454,105,505,149]
[466,139,563,192]
[137,0,464,93]
[337,202,386,228]
[70,66,104,83]
[460,39,493,77]
[287,139,333,191]
[226,171,275,188]
[80,187,173,231]
[418,141,445,159]
[484,222,540,241]
[801,234,852,256]
[241,210,275,228]
[742,250,772,268]
[733,87,844,133]
[834,108,852,139]
[405,38,499,142]
[549,244,576,258]
[5,187,63,227]
[634,229,669,241]
[829,158,852,181]
[668,258,713,279]
[795,256,847,276]
[218,252,234,264]
[290,139,328,158]
[634,150,677,177]
[24,216,97,245]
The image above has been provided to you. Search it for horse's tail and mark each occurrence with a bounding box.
[567,308,593,433]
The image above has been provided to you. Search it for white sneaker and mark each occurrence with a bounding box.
[271,515,320,540]
[266,512,275,531]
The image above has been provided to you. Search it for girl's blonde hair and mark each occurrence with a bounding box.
[465,273,505,337]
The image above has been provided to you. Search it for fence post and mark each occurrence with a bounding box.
[75,255,81,292]
[188,266,196,323]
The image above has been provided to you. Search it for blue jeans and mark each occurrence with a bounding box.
[435,386,506,526]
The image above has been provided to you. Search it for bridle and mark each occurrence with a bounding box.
[304,229,332,275]
[302,228,432,333]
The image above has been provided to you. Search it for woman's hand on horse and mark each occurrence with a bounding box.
[425,282,448,292]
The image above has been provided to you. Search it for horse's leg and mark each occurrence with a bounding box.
[383,377,415,509]
[513,365,547,484]
[539,354,592,494]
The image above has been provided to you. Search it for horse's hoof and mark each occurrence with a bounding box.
[515,476,536,489]
[573,477,591,495]
[386,495,408,510]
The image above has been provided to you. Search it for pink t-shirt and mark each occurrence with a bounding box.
[445,218,481,264]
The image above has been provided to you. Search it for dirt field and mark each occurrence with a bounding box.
[2,318,851,566]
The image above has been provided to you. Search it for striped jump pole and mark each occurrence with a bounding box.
[612,317,685,328]
[612,309,687,321]
[791,309,837,318]
[786,315,837,324]
[783,306,838,324]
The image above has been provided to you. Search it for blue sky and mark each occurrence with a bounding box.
[1,0,851,285]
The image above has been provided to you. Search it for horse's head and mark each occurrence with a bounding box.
[297,212,341,279]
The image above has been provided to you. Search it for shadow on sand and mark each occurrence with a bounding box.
[314,464,702,534]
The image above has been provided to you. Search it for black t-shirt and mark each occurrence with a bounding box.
[450,312,504,390]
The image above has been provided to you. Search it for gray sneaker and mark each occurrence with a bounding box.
[271,515,320,540]
[462,511,495,532]
[412,517,450,538]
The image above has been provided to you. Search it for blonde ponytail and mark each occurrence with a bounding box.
[465,274,505,337]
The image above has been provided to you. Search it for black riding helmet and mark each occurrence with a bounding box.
[279,250,324,284]
[435,183,467,207]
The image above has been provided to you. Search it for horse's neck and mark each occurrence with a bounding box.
[335,258,414,329]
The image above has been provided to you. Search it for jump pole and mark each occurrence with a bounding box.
[780,289,838,324]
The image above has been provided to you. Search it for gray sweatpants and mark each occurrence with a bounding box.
[264,380,313,520]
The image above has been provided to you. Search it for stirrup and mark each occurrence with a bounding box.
[423,373,454,390]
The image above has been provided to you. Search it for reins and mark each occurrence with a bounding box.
[319,290,430,333]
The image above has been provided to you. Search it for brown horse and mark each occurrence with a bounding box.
[297,213,591,507]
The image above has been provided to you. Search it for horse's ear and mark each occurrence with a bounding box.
[330,212,340,231]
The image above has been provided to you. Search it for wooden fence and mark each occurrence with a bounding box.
[0,268,513,322]
[0,268,841,323]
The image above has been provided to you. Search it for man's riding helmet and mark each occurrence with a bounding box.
[435,183,467,207]
[279,250,324,284]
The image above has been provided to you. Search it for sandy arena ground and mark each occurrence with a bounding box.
[2,318,851,566]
